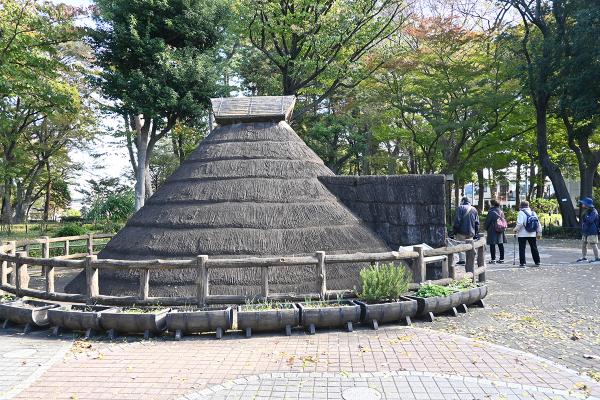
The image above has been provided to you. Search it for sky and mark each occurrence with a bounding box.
[48,0,132,209]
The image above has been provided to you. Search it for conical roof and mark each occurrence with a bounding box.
[99,120,388,260]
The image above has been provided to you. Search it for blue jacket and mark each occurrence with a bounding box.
[581,207,599,236]
[454,204,479,236]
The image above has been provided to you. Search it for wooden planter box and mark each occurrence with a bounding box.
[298,300,361,334]
[354,296,418,329]
[406,290,464,322]
[100,308,170,339]
[0,299,59,333]
[237,303,300,338]
[460,285,488,307]
[166,306,233,340]
[47,304,117,338]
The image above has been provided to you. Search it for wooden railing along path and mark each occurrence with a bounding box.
[0,235,487,307]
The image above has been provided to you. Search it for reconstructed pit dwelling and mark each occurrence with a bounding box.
[67,96,445,297]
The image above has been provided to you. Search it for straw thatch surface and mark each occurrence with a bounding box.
[211,96,295,124]
[67,118,389,297]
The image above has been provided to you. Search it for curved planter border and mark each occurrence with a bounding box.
[166,306,233,340]
[298,300,361,334]
[47,304,118,338]
[100,308,169,340]
[355,296,418,330]
[0,299,59,333]
[237,304,300,338]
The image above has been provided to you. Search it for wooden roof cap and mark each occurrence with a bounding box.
[211,96,296,124]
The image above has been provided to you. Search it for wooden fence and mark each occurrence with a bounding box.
[0,235,487,307]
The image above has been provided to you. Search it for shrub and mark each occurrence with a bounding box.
[542,225,579,239]
[53,223,88,237]
[530,198,558,214]
[359,263,411,302]
[415,284,456,298]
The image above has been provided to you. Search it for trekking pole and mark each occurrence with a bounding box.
[512,234,517,266]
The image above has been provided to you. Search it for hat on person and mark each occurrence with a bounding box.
[460,196,470,205]
[579,197,594,207]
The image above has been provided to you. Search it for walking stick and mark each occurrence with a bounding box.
[513,234,517,266]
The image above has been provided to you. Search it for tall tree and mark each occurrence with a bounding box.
[499,0,578,227]
[90,0,230,210]
[240,0,407,116]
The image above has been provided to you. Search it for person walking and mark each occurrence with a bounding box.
[514,200,542,267]
[577,197,600,263]
[484,199,507,264]
[453,197,480,265]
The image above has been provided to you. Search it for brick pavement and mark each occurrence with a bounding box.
[10,326,600,400]
[421,262,600,374]
[180,371,591,400]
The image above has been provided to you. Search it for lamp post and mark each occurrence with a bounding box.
[445,174,454,227]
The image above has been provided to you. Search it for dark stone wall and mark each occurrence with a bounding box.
[319,175,446,249]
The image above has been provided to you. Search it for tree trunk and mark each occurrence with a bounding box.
[454,179,460,209]
[527,162,536,201]
[43,161,52,222]
[134,116,149,211]
[515,162,521,211]
[581,163,598,200]
[535,168,544,198]
[535,108,578,227]
[477,169,485,211]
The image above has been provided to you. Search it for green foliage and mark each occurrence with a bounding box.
[53,223,88,238]
[242,299,294,311]
[448,278,477,291]
[1,293,16,303]
[530,198,558,214]
[359,263,411,302]
[86,191,135,222]
[542,226,580,239]
[414,284,456,298]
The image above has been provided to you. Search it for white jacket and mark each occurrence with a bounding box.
[515,208,542,238]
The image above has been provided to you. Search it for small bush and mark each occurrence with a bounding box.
[542,225,579,239]
[415,284,456,298]
[359,263,411,302]
[53,223,88,238]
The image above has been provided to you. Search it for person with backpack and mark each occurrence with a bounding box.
[577,197,600,263]
[453,197,480,264]
[514,200,542,267]
[484,199,507,264]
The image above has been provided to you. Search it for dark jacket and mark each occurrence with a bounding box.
[581,207,599,236]
[484,207,508,245]
[454,204,479,236]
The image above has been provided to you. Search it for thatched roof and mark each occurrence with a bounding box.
[211,96,296,124]
[65,96,389,296]
[99,119,388,259]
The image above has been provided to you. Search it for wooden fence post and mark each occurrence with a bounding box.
[261,266,269,299]
[8,241,16,285]
[85,255,99,299]
[465,239,475,282]
[15,251,29,296]
[0,255,6,287]
[448,251,456,280]
[42,236,54,294]
[64,239,70,257]
[196,255,209,306]
[87,233,94,255]
[412,246,426,283]
[139,269,150,300]
[316,251,326,299]
[476,244,486,282]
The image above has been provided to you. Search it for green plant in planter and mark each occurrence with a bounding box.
[449,277,477,290]
[1,293,16,302]
[415,284,457,298]
[242,299,294,311]
[359,263,411,302]
[122,306,166,314]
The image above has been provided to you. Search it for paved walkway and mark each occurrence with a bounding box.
[0,239,598,400]
[3,326,599,400]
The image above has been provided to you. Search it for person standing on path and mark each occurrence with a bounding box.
[484,199,507,264]
[453,197,480,265]
[514,200,542,267]
[577,197,600,263]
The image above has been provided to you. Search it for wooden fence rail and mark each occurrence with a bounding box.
[0,235,487,307]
